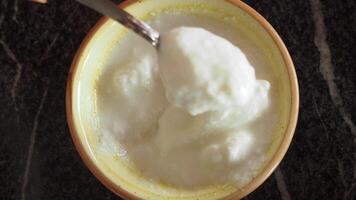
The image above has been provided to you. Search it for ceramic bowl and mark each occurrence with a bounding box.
[66,0,299,199]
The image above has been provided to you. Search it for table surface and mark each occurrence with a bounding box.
[1,0,355,199]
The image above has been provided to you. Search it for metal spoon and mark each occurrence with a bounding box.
[76,0,160,48]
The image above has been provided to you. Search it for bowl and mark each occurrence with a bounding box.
[66,0,299,199]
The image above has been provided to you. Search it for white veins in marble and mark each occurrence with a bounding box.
[310,0,356,199]
[312,94,329,139]
[0,39,23,113]
[12,0,18,22]
[310,0,356,136]
[21,87,49,200]
[274,168,292,200]
[38,33,60,64]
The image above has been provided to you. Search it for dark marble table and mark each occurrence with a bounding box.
[1,0,355,199]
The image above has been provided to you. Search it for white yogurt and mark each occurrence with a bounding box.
[97,13,277,188]
[159,27,269,115]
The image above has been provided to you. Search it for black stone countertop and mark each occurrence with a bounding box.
[1,0,355,199]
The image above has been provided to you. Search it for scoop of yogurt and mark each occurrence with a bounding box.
[155,27,270,163]
[159,27,266,116]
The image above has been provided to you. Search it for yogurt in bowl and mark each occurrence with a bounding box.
[67,0,299,199]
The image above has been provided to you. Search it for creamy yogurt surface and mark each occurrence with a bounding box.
[97,13,278,188]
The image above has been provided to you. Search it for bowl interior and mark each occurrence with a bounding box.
[67,0,297,199]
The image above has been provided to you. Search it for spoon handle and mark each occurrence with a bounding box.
[77,0,160,48]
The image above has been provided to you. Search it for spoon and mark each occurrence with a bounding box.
[76,0,160,48]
